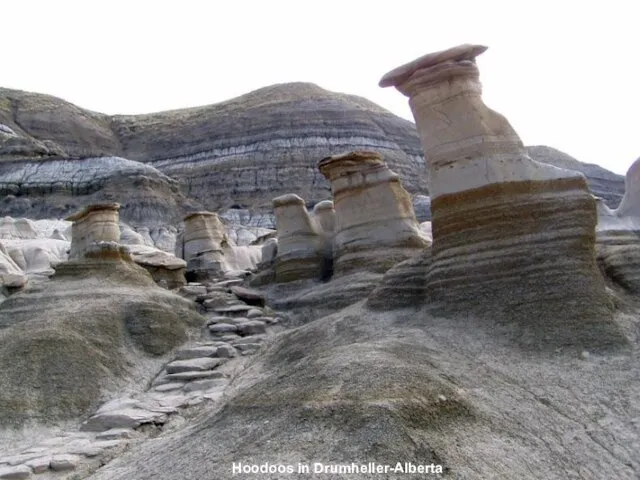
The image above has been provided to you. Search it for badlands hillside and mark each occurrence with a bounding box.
[0,44,638,480]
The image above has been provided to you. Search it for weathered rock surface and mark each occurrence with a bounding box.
[0,243,203,427]
[0,156,197,226]
[272,194,325,283]
[125,244,187,289]
[319,151,428,276]
[381,44,625,350]
[367,249,432,311]
[596,158,640,291]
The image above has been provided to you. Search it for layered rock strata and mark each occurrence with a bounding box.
[380,44,623,349]
[0,156,197,225]
[272,194,325,283]
[596,158,640,291]
[318,151,428,276]
[66,203,121,260]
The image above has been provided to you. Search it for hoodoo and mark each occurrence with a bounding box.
[380,44,624,349]
[66,203,121,259]
[272,194,325,283]
[318,151,428,276]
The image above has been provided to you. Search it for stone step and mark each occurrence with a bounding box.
[164,370,227,383]
[80,408,168,432]
[174,346,219,360]
[165,357,221,374]
[206,316,233,325]
[213,304,253,314]
[236,320,267,336]
[96,428,134,441]
[208,323,238,334]
[50,454,80,472]
[0,465,31,479]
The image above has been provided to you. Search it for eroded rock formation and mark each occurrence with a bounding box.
[66,203,121,260]
[0,242,203,427]
[177,212,260,280]
[271,194,325,283]
[318,151,428,276]
[596,158,640,291]
[380,44,624,350]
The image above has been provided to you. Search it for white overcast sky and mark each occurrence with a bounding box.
[3,0,638,175]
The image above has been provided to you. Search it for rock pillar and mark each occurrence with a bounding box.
[380,44,623,349]
[318,151,428,276]
[65,203,121,259]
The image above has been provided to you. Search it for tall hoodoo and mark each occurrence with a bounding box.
[65,203,121,259]
[380,45,623,349]
[272,194,325,283]
[318,151,428,276]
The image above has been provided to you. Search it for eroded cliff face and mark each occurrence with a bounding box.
[0,85,625,229]
[0,83,426,217]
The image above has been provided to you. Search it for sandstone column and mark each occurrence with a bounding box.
[180,211,229,279]
[380,44,623,349]
[318,151,428,276]
[66,203,121,259]
[272,194,324,283]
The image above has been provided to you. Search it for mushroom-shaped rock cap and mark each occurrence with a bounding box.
[65,203,120,222]
[272,193,306,208]
[379,44,488,88]
[313,200,335,212]
[318,151,384,178]
[183,211,219,222]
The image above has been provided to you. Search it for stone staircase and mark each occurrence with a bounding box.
[0,279,280,479]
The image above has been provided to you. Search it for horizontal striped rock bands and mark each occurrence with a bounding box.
[367,249,432,311]
[0,84,426,214]
[272,194,325,283]
[596,158,640,292]
[66,203,121,260]
[318,151,428,276]
[381,44,625,350]
[0,156,196,225]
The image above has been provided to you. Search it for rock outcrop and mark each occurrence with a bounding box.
[596,158,640,291]
[66,204,121,260]
[126,245,187,290]
[271,194,325,283]
[176,212,260,281]
[0,156,198,226]
[380,44,624,350]
[318,151,428,276]
[0,239,203,427]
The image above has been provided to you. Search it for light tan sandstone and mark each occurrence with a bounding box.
[272,194,325,283]
[380,44,624,350]
[66,203,121,260]
[318,151,428,276]
[177,211,260,280]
